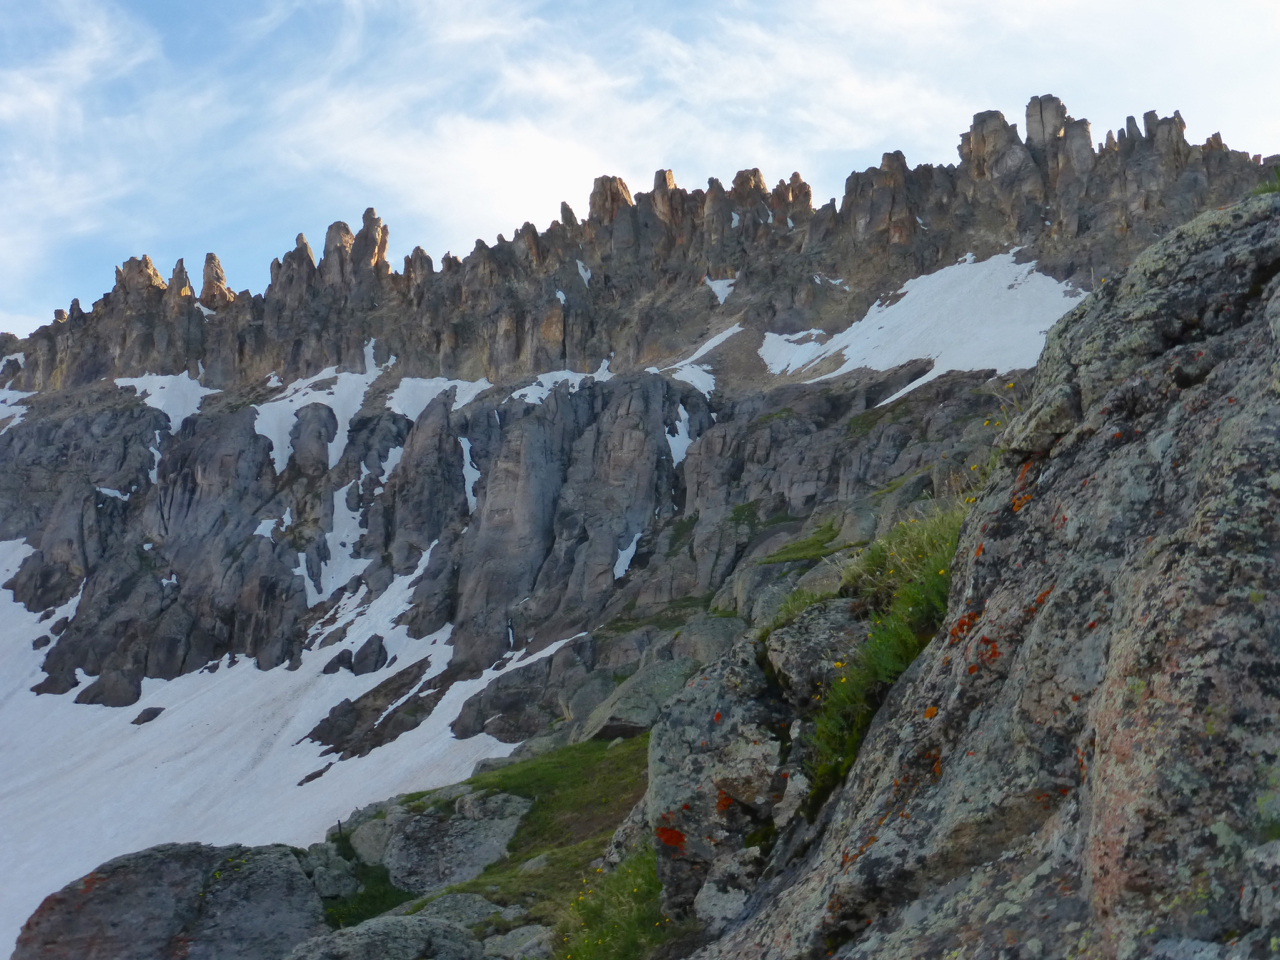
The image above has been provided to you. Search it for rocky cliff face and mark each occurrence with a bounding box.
[2,95,1277,955]
[640,194,1280,959]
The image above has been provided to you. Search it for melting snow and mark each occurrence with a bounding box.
[667,404,692,465]
[254,342,387,475]
[0,387,34,435]
[509,359,612,405]
[458,438,480,513]
[704,276,736,305]
[658,323,744,396]
[757,253,1084,402]
[387,376,492,423]
[556,290,566,305]
[196,303,216,318]
[731,212,740,228]
[97,487,129,502]
[381,445,405,479]
[613,532,641,579]
[0,538,576,951]
[295,483,368,607]
[115,372,219,432]
[576,260,592,287]
[253,517,277,539]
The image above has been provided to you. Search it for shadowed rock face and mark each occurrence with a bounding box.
[666,195,1280,959]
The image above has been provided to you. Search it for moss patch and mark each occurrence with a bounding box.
[756,520,846,565]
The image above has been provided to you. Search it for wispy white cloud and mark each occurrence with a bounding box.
[1,0,1278,337]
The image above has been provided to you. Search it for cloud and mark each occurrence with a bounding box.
[1,0,1278,338]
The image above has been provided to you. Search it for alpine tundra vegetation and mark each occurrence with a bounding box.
[4,94,1280,960]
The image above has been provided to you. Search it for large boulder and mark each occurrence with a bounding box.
[337,792,532,897]
[13,842,325,960]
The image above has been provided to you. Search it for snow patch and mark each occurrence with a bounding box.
[381,445,404,479]
[253,517,277,539]
[757,253,1084,401]
[387,376,492,424]
[704,276,736,305]
[667,404,692,465]
[115,372,219,432]
[556,290,566,305]
[458,438,480,513]
[97,487,129,502]
[731,212,740,228]
[297,482,368,606]
[196,303,216,318]
[0,387,34,435]
[509,359,612,405]
[254,342,387,475]
[0,538,567,952]
[660,323,744,396]
[576,260,591,287]
[613,532,641,579]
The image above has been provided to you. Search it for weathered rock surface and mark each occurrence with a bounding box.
[481,924,552,959]
[282,916,481,960]
[683,196,1280,959]
[333,791,532,897]
[13,843,326,960]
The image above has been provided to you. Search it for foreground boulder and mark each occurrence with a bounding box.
[13,843,326,960]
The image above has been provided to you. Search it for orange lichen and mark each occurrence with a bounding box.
[924,706,938,719]
[655,827,687,851]
[716,790,734,812]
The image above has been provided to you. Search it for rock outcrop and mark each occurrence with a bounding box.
[13,843,326,960]
[673,195,1280,959]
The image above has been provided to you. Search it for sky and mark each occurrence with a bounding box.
[2,0,1278,338]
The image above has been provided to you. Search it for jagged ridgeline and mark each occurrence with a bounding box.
[1,96,1277,957]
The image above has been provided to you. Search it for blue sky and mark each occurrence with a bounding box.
[3,0,1278,337]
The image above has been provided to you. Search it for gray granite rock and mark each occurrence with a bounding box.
[13,842,325,960]
[283,915,481,960]
[482,924,552,959]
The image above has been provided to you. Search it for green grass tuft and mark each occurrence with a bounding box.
[756,520,847,566]
[803,502,968,809]
[1255,167,1280,195]
[553,849,693,960]
[324,833,415,927]
[759,588,835,640]
[426,737,651,930]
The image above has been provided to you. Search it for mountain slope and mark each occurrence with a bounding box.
[0,95,1274,953]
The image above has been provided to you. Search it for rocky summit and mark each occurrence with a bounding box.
[3,96,1280,959]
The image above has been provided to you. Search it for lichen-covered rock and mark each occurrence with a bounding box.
[379,793,532,896]
[687,195,1280,959]
[645,639,792,912]
[282,916,481,960]
[13,842,325,960]
[575,657,701,742]
[481,924,552,959]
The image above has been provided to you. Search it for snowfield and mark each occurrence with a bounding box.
[0,538,570,953]
[758,253,1085,399]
